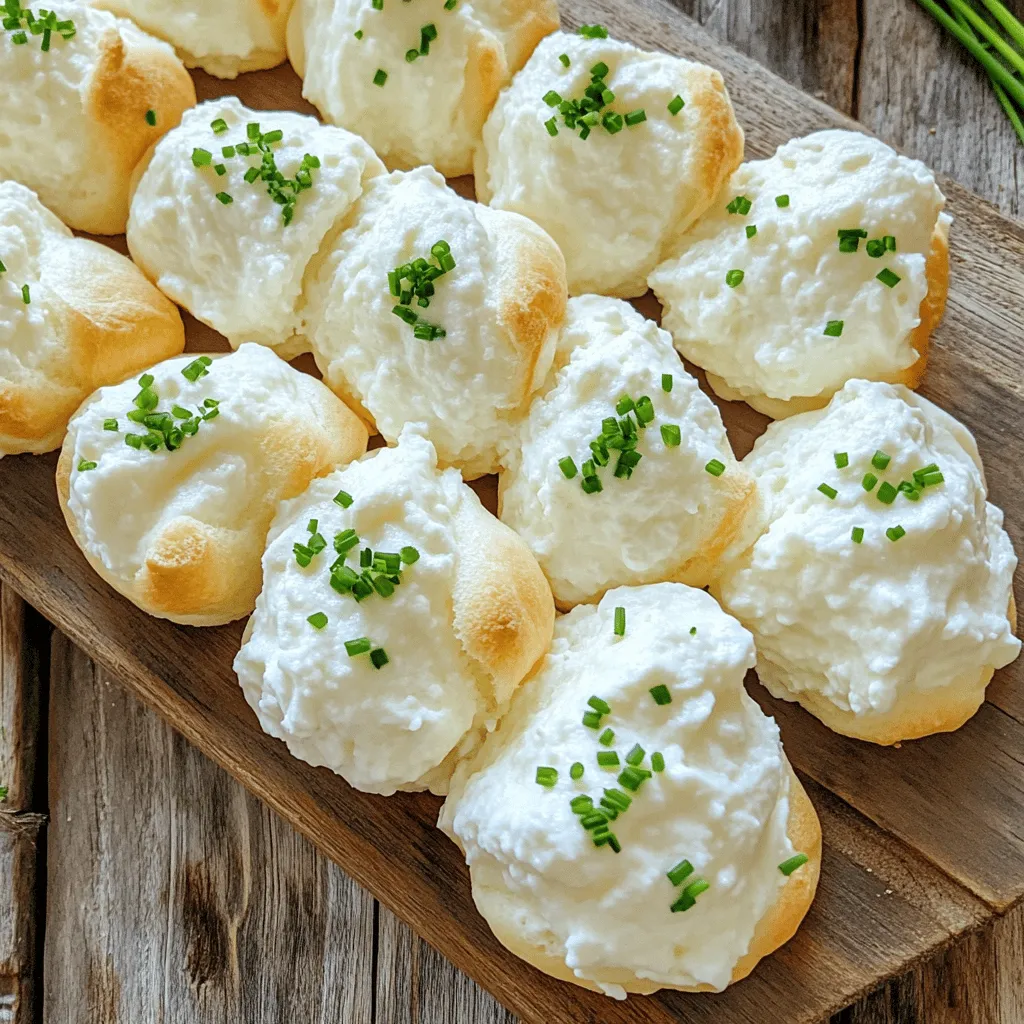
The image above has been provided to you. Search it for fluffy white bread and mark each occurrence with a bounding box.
[288,0,559,177]
[0,181,185,456]
[440,584,820,998]
[499,296,755,608]
[57,344,368,626]
[712,380,1020,745]
[91,0,294,78]
[650,130,950,419]
[128,97,384,357]
[475,31,744,298]
[303,166,566,478]
[0,1,195,235]
[234,427,554,795]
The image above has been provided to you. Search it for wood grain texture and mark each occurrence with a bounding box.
[1,1,1022,1022]
[44,633,376,1024]
[0,586,47,1024]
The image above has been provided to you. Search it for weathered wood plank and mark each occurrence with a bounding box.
[0,585,47,1024]
[44,634,375,1024]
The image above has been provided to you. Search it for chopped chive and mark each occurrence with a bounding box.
[660,424,681,447]
[181,355,213,383]
[615,395,634,416]
[535,766,558,787]
[582,711,602,729]
[307,612,328,630]
[884,235,897,251]
[851,526,865,544]
[668,94,685,115]
[333,490,353,508]
[558,455,578,480]
[543,89,562,106]
[661,373,673,392]
[21,284,30,304]
[876,481,898,505]
[596,751,620,768]
[579,24,608,38]
[344,637,372,656]
[877,268,901,288]
[725,269,745,288]
[103,419,118,431]
[635,396,655,425]
[399,546,420,565]
[705,459,726,477]
[649,684,672,706]
[570,762,584,781]
[671,878,710,912]
[745,224,758,239]
[617,766,650,792]
[834,452,849,469]
[354,29,363,38]
[587,696,610,715]
[215,192,233,205]
[624,109,647,126]
[886,525,906,542]
[373,68,388,86]
[862,472,878,492]
[624,744,645,766]
[210,118,228,134]
[775,194,790,207]
[667,859,694,886]
[598,727,615,746]
[369,647,389,669]
[544,117,559,137]
[613,606,626,637]
[559,52,570,66]
[817,483,837,500]
[871,450,891,470]
[145,109,157,126]
[570,795,592,814]
[866,238,886,258]
[651,752,665,772]
[580,812,607,830]
[690,626,697,635]
[191,148,213,167]
[824,319,844,337]
[77,459,97,472]
[779,853,809,876]
[726,195,752,215]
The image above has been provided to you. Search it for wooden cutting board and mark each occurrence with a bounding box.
[2,1,1023,1021]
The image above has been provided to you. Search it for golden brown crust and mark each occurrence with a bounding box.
[706,218,950,420]
[0,229,185,456]
[661,65,745,263]
[469,764,820,995]
[56,358,369,626]
[81,23,195,234]
[451,491,555,709]
[480,206,567,414]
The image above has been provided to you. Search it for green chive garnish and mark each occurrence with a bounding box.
[181,355,212,382]
[775,194,790,207]
[817,483,837,499]
[667,859,694,886]
[726,195,752,215]
[578,24,608,38]
[824,320,844,337]
[651,752,665,772]
[851,526,865,543]
[877,268,902,288]
[660,424,681,447]
[598,727,615,746]
[582,711,602,729]
[191,148,213,167]
[373,68,388,86]
[886,525,906,542]
[834,452,849,469]
[345,637,372,656]
[333,490,353,508]
[587,696,611,715]
[558,456,578,479]
[661,373,673,392]
[624,109,646,126]
[103,419,118,431]
[77,459,97,471]
[145,109,157,126]
[877,481,898,504]
[624,744,645,766]
[871,450,891,470]
[866,238,886,258]
[862,472,878,492]
[354,29,363,38]
[671,878,710,912]
[613,606,626,636]
[535,766,558,787]
[215,192,233,205]
[745,224,758,239]
[570,762,584,781]
[649,684,672,706]
[596,751,620,768]
[668,95,685,115]
[779,853,809,876]
[307,612,328,630]
[21,284,30,304]
[725,269,745,288]
[559,52,570,66]
[705,459,726,477]
[369,647,389,669]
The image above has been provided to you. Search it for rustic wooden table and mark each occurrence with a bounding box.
[1,1,1022,1022]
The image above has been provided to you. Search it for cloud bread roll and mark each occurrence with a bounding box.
[127,97,384,358]
[650,130,950,419]
[475,30,744,297]
[233,427,555,795]
[303,166,567,478]
[91,0,295,78]
[288,0,559,177]
[440,583,820,998]
[712,379,1020,744]
[57,343,369,626]
[499,295,755,608]
[0,181,185,456]
[0,1,195,235]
